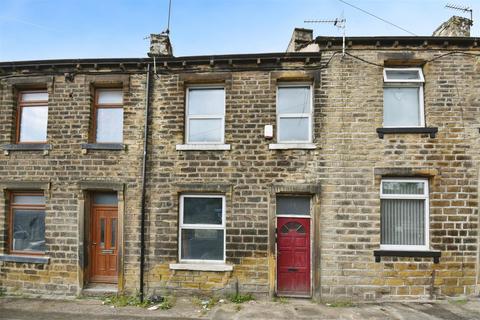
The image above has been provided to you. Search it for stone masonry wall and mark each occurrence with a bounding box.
[143,49,480,300]
[143,66,321,296]
[0,72,147,296]
[316,49,478,300]
[0,46,479,301]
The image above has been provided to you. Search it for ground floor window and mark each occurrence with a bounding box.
[380,179,429,251]
[9,192,46,254]
[179,194,225,262]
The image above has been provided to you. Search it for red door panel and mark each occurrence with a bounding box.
[277,217,310,296]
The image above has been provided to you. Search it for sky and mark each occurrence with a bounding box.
[1,0,479,61]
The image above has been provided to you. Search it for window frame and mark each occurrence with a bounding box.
[275,194,312,218]
[380,178,429,251]
[178,194,226,263]
[8,191,46,256]
[185,85,226,145]
[16,90,49,144]
[276,83,313,144]
[383,67,425,128]
[93,88,124,143]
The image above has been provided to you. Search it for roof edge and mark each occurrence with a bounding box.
[315,35,480,46]
[0,52,321,68]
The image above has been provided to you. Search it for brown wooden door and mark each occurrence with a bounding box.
[277,217,311,296]
[90,205,118,283]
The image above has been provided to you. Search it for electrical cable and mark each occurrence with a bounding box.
[336,0,418,36]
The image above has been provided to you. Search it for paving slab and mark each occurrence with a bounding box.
[2,296,480,320]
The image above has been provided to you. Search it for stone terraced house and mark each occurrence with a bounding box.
[0,15,479,301]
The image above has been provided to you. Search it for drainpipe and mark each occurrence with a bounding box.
[140,63,151,302]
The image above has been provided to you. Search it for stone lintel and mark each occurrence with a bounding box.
[374,167,438,177]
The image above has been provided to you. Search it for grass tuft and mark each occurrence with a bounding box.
[228,293,255,304]
[449,298,468,305]
[102,293,174,310]
[325,301,356,308]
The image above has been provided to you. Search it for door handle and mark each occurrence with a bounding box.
[288,268,298,272]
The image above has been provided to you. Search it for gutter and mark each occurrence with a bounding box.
[314,35,480,47]
[139,63,151,302]
[0,52,322,69]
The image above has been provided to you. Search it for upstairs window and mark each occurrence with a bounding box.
[9,192,46,254]
[277,85,312,143]
[380,179,429,251]
[383,68,425,128]
[17,91,49,143]
[94,89,124,143]
[179,195,225,262]
[186,87,225,144]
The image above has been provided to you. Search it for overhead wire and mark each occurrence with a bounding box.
[336,0,418,36]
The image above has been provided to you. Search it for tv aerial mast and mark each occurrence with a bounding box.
[305,17,346,56]
[445,3,473,25]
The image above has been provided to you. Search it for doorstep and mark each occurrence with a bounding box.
[81,283,117,297]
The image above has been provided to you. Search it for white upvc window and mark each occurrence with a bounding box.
[276,84,313,143]
[185,86,225,144]
[383,68,425,128]
[380,178,429,251]
[179,194,226,263]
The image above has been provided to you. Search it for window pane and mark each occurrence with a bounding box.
[181,229,223,260]
[12,209,45,252]
[13,194,45,205]
[279,117,310,142]
[183,197,223,225]
[278,87,311,114]
[381,199,425,246]
[276,196,310,215]
[93,193,118,205]
[188,88,224,116]
[21,92,48,102]
[382,181,424,195]
[96,108,123,143]
[384,87,421,127]
[97,90,123,104]
[188,119,222,143]
[111,218,117,248]
[385,69,421,81]
[281,221,306,234]
[19,106,48,142]
[100,218,105,249]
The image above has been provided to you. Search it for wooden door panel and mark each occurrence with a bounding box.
[277,217,311,296]
[90,206,118,283]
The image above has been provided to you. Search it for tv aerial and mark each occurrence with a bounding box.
[445,3,473,25]
[305,17,346,56]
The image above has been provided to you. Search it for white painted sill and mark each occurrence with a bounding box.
[176,144,231,151]
[169,263,233,272]
[269,143,316,150]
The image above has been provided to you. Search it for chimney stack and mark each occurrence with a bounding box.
[287,28,314,52]
[148,33,173,57]
[432,16,472,37]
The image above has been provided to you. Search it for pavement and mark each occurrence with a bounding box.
[2,296,480,320]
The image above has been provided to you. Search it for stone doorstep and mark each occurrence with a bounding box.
[81,283,118,297]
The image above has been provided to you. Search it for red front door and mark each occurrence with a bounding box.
[277,217,311,296]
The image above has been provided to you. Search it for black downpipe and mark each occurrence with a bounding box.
[140,64,151,302]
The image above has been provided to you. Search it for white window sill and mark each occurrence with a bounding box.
[176,144,231,151]
[269,143,316,150]
[169,263,233,272]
